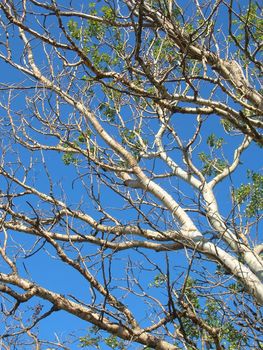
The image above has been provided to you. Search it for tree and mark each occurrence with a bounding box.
[0,0,262,349]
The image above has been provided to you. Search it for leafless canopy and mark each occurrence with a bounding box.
[0,0,262,349]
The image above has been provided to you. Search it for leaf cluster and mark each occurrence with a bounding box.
[235,171,263,217]
[177,279,249,349]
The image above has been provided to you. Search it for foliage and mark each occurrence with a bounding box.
[235,171,263,217]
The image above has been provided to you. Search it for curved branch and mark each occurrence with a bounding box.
[0,273,178,350]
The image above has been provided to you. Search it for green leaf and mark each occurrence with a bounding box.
[234,171,263,217]
[62,152,78,166]
[149,273,166,287]
[101,6,115,20]
[207,133,224,149]
[79,335,100,348]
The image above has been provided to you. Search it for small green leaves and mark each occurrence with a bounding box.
[77,134,86,143]
[198,152,227,176]
[151,37,175,62]
[235,184,251,203]
[79,328,126,349]
[149,273,166,287]
[184,277,200,309]
[79,335,100,348]
[207,133,224,149]
[120,128,145,160]
[99,103,116,122]
[61,131,91,165]
[221,119,235,132]
[231,1,263,44]
[120,128,136,143]
[198,134,227,176]
[67,20,81,40]
[234,171,263,217]
[105,335,125,349]
[101,6,115,21]
[62,152,78,166]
